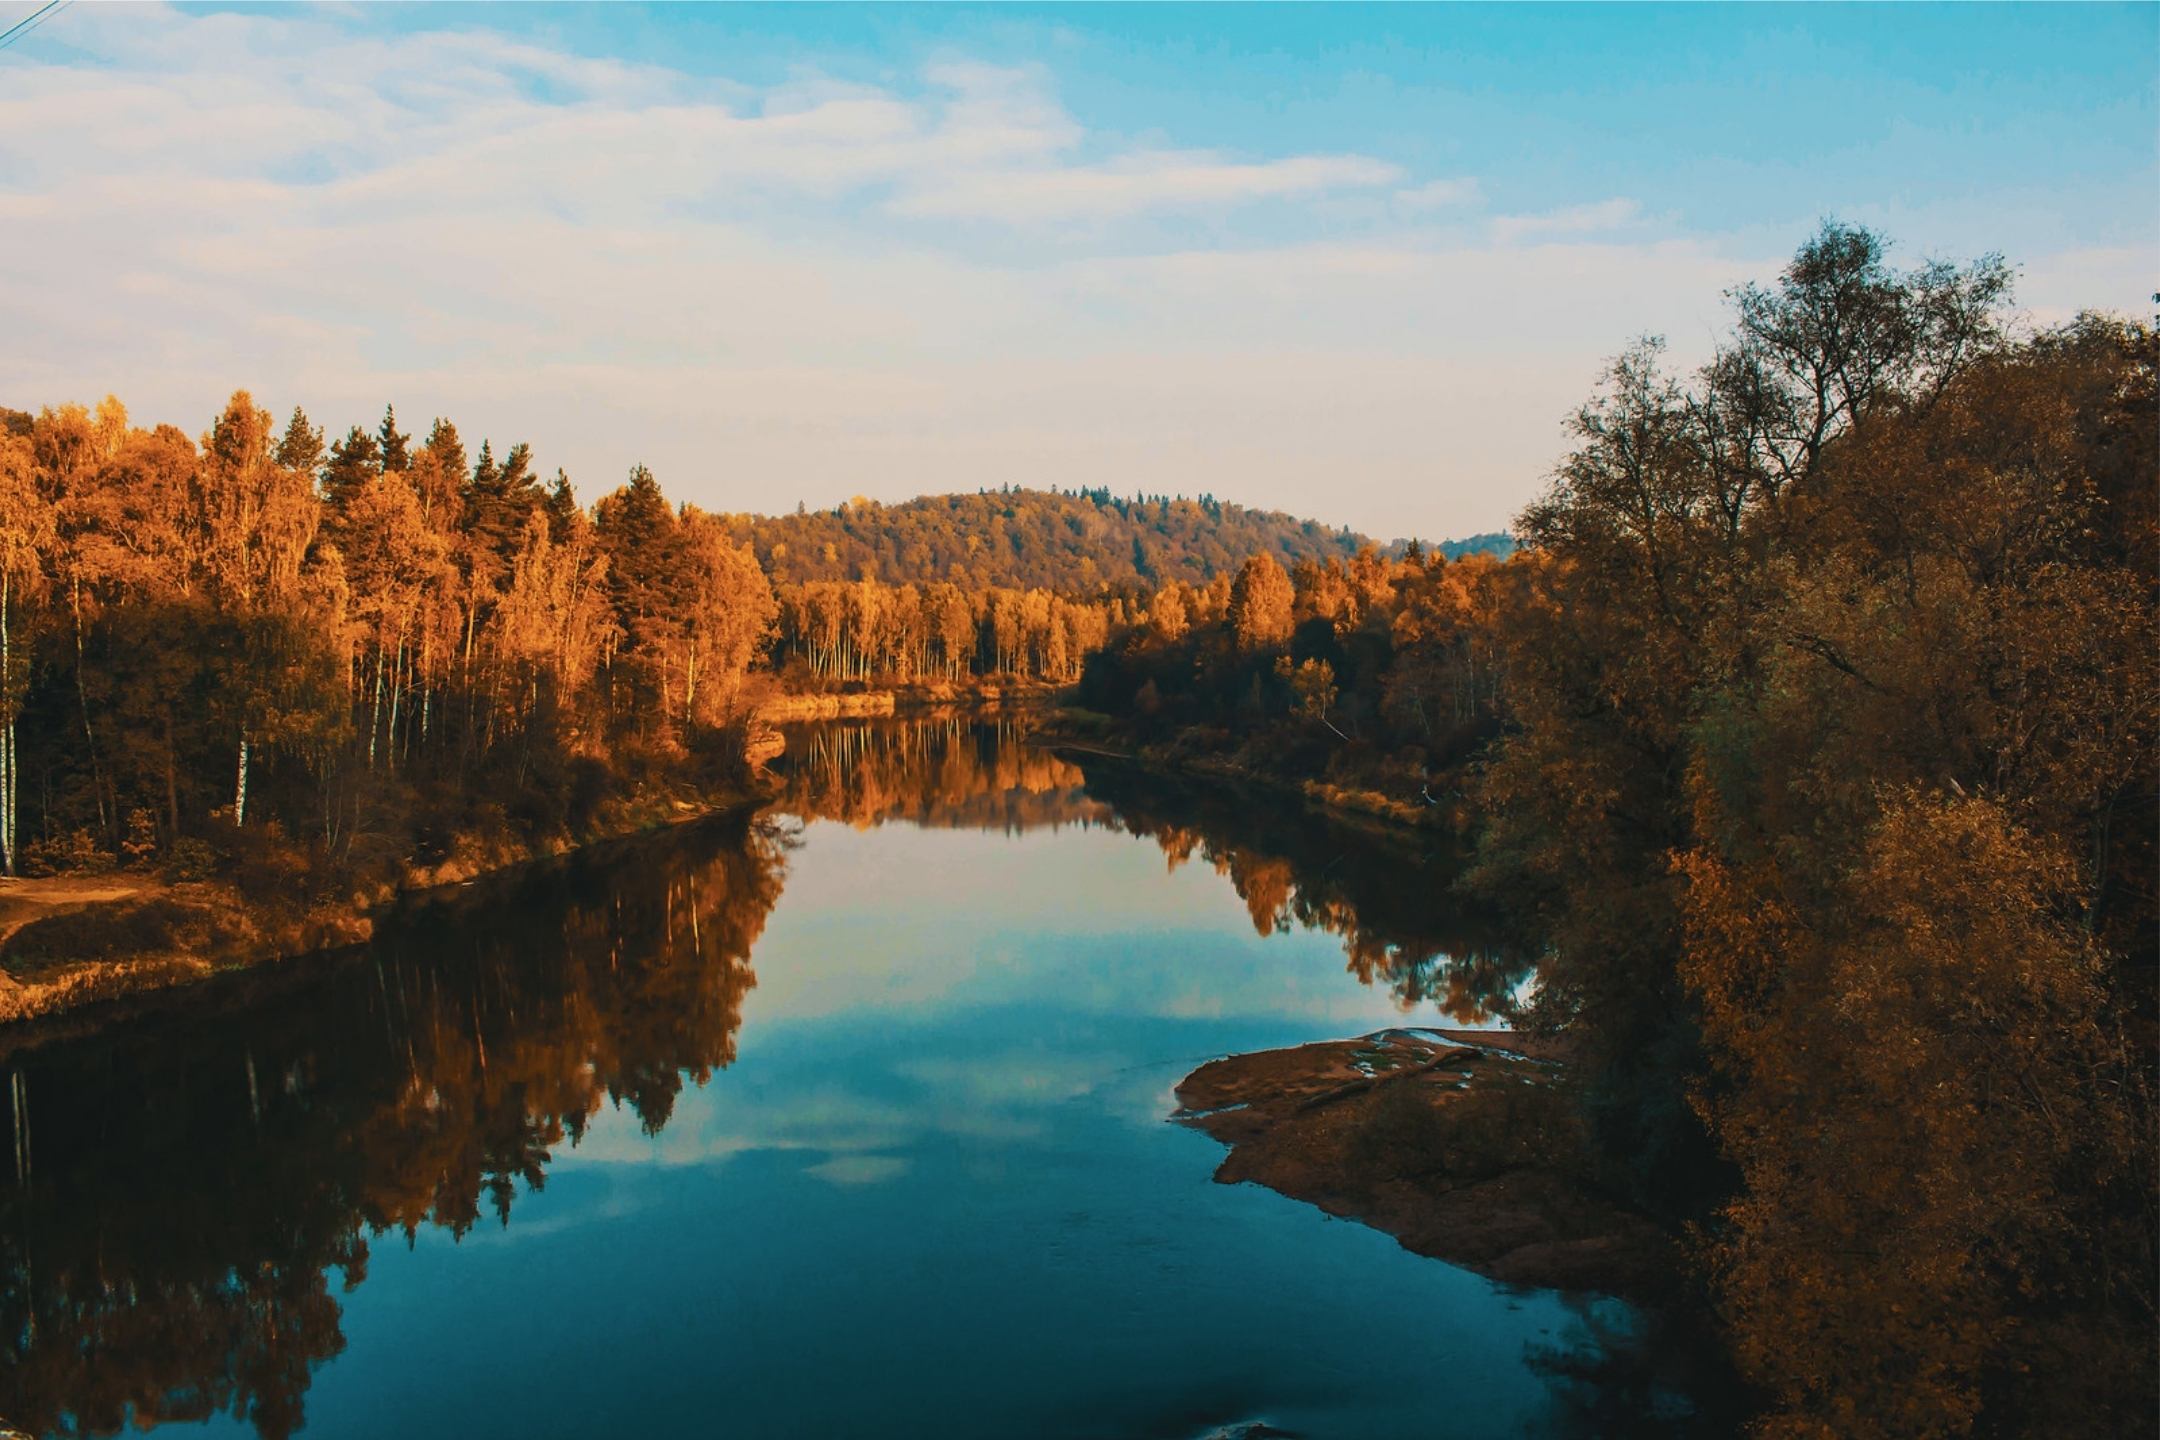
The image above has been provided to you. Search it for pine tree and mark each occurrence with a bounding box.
[320,425,381,518]
[274,407,324,475]
[375,404,410,474]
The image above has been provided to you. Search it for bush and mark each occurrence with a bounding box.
[20,828,116,878]
[1,897,199,968]
[161,837,219,882]
[122,809,160,868]
[203,820,316,905]
[565,756,613,835]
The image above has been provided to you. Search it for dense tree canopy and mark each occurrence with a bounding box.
[727,485,1481,591]
[0,398,774,896]
[769,577,1112,688]
[1081,223,2155,1438]
[1077,537,1523,822]
[5,398,1518,887]
[1482,229,2152,1437]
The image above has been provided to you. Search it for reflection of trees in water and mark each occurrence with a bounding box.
[1074,762,1533,1024]
[1525,1293,1752,1439]
[0,724,1533,1439]
[773,714,1108,833]
[0,815,787,1440]
[778,718,1533,1023]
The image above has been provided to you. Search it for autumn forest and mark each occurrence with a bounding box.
[0,376,1513,872]
[1,222,2153,1439]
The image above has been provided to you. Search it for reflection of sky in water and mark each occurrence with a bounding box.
[155,795,1599,1440]
[746,823,1418,1028]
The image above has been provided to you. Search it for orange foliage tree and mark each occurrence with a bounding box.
[1479,223,2155,1435]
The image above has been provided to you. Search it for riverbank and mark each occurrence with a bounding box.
[1037,710,1448,837]
[1173,1027,1678,1299]
[0,780,770,1031]
[0,686,1059,1032]
[750,680,1063,763]
[753,678,1062,726]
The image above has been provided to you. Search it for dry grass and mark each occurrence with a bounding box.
[0,875,376,1027]
[0,874,162,949]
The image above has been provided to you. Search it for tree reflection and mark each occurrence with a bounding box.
[774,717,1534,1023]
[0,722,1532,1438]
[1525,1293,1752,1438]
[0,813,786,1439]
[1074,760,1534,1023]
[771,713,1107,833]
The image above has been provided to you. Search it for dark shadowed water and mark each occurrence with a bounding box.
[0,719,1690,1440]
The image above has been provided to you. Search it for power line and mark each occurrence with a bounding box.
[0,1,66,54]
[0,1,54,49]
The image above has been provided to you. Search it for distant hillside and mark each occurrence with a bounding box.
[1436,531,1516,562]
[725,486,1506,591]
[726,487,1362,590]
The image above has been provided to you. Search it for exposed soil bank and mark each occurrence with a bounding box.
[753,679,1061,726]
[0,873,366,1028]
[750,681,1063,763]
[1174,1028,1677,1299]
[0,691,1064,1030]
[0,785,765,1030]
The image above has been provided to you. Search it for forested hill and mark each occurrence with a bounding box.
[1434,531,1513,562]
[724,486,1503,591]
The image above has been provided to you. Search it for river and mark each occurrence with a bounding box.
[0,718,1679,1440]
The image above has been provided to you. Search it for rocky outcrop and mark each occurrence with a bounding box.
[1174,1028,1676,1298]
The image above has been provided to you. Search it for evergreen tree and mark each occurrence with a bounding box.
[319,425,380,516]
[273,406,325,475]
[375,404,409,474]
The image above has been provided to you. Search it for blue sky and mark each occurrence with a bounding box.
[501,4,2158,241]
[4,2,2153,537]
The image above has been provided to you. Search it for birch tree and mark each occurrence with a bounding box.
[0,431,51,875]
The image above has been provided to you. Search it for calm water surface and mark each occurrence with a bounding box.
[0,720,1665,1440]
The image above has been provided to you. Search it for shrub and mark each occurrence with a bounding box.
[161,837,219,882]
[20,828,116,877]
[122,809,160,868]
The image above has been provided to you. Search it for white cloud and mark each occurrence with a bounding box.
[2016,246,2157,328]
[893,150,1402,223]
[805,1154,910,1186]
[1492,197,1642,244]
[1394,176,1483,210]
[0,7,1720,536]
[27,5,2123,539]
[0,2,1711,539]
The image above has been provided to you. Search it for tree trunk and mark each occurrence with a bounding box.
[0,718,12,879]
[162,704,180,839]
[234,734,249,827]
[1,571,13,877]
[368,643,385,770]
[69,576,110,841]
[387,638,404,775]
